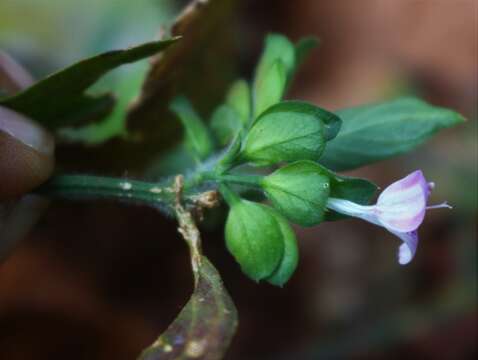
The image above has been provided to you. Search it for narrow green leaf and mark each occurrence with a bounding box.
[225,199,284,281]
[253,34,295,117]
[265,209,299,287]
[320,97,466,171]
[170,96,214,160]
[262,161,330,226]
[0,38,178,130]
[226,79,251,125]
[295,37,319,69]
[254,33,296,86]
[138,256,238,360]
[242,101,341,166]
[254,60,287,117]
[210,104,243,147]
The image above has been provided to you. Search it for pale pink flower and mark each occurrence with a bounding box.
[327,170,451,265]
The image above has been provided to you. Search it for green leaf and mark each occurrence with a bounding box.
[226,79,251,125]
[294,37,319,69]
[265,209,299,287]
[261,160,330,226]
[0,38,178,130]
[253,34,295,117]
[254,60,287,117]
[170,96,214,160]
[224,197,284,281]
[210,104,243,147]
[320,97,466,171]
[138,256,238,360]
[242,101,341,166]
[58,62,147,144]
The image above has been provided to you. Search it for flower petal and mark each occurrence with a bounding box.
[326,198,379,225]
[376,170,429,233]
[389,230,419,265]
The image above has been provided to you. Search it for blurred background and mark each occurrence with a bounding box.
[0,0,476,359]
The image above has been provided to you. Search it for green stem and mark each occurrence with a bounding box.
[36,170,263,210]
[36,175,173,209]
[202,172,263,188]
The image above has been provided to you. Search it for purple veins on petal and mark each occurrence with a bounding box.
[326,170,451,265]
[375,170,428,233]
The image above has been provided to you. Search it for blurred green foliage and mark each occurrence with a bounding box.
[0,0,179,144]
[0,0,177,72]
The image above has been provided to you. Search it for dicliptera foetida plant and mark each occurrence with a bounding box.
[0,6,464,360]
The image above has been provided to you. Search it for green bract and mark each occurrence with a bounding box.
[261,160,331,226]
[309,163,378,220]
[241,101,341,166]
[225,199,284,281]
[254,34,296,82]
[210,79,251,146]
[210,104,242,147]
[170,96,214,160]
[265,208,299,286]
[253,34,296,118]
[254,60,287,118]
[226,79,251,125]
[328,171,377,206]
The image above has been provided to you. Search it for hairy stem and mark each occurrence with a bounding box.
[36,175,174,209]
[35,169,262,214]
